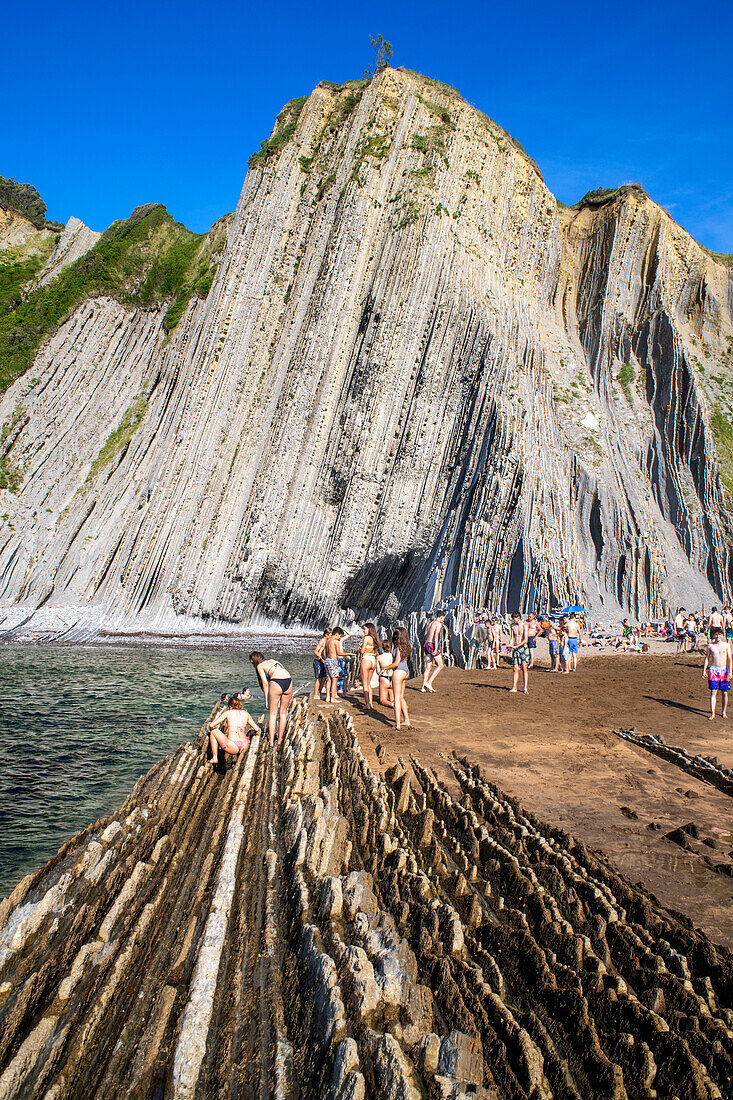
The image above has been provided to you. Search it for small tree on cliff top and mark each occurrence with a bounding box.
[363,34,393,77]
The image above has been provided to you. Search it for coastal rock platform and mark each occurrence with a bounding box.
[0,700,731,1098]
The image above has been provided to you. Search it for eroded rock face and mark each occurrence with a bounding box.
[0,702,731,1098]
[1,68,732,634]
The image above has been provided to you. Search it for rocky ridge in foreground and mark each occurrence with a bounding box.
[0,702,731,1098]
[0,66,733,635]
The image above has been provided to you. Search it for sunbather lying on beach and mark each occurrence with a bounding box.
[207,694,259,768]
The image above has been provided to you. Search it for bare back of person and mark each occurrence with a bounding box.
[511,620,528,647]
[565,619,580,639]
[707,637,730,670]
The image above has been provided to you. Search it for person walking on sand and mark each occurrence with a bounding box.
[313,627,331,700]
[509,611,529,694]
[382,626,412,729]
[376,638,394,706]
[675,608,687,655]
[249,653,293,748]
[566,612,582,671]
[207,693,259,768]
[359,623,380,709]
[526,612,540,668]
[703,627,732,720]
[685,612,698,653]
[422,611,447,692]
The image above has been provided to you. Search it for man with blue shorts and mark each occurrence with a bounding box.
[565,612,582,671]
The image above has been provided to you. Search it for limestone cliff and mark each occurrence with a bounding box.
[1,67,732,636]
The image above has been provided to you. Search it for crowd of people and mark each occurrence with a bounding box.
[474,610,584,686]
[204,602,733,769]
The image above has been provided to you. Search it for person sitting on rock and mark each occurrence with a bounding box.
[207,693,258,768]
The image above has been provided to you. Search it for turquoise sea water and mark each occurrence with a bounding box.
[0,645,314,898]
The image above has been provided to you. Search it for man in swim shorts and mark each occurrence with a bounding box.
[526,612,540,668]
[674,608,686,655]
[565,613,581,671]
[725,606,733,642]
[510,611,529,694]
[703,627,732,720]
[422,611,447,693]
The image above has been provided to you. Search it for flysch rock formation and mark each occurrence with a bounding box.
[0,701,731,1098]
[1,66,733,639]
[34,216,101,287]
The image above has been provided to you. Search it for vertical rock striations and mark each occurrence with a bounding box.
[1,68,732,633]
[0,703,731,1097]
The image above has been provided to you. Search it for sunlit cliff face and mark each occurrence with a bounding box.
[1,67,732,636]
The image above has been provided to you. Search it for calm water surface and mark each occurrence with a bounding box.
[0,645,313,897]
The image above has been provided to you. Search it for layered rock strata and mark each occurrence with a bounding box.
[1,67,733,635]
[0,702,731,1098]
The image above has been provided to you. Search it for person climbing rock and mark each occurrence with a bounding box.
[207,694,258,768]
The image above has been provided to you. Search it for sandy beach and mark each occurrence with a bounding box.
[336,648,733,947]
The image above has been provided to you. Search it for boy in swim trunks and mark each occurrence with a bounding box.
[565,612,581,671]
[313,627,331,699]
[510,612,529,694]
[207,694,259,769]
[703,627,732,720]
[421,611,446,692]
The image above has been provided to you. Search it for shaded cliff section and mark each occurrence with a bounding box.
[0,68,732,638]
[1,703,731,1098]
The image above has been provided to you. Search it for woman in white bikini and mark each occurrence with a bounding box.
[381,626,412,730]
[207,694,259,769]
[376,637,394,706]
[359,623,380,709]
[249,652,293,748]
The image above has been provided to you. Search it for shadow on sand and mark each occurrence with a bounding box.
[644,695,707,717]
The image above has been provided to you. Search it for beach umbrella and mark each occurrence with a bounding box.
[560,605,587,615]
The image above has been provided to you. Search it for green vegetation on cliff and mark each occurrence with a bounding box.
[0,236,57,310]
[711,408,733,497]
[0,177,64,231]
[249,97,308,168]
[0,204,226,394]
[87,395,148,482]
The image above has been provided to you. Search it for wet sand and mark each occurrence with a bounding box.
[338,650,733,947]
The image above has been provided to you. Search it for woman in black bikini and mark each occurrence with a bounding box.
[249,652,294,748]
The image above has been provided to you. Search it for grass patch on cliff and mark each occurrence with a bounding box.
[0,248,50,310]
[711,408,733,496]
[616,361,634,402]
[0,205,224,394]
[87,396,148,483]
[249,97,308,168]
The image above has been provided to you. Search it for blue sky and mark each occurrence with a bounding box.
[4,0,732,251]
